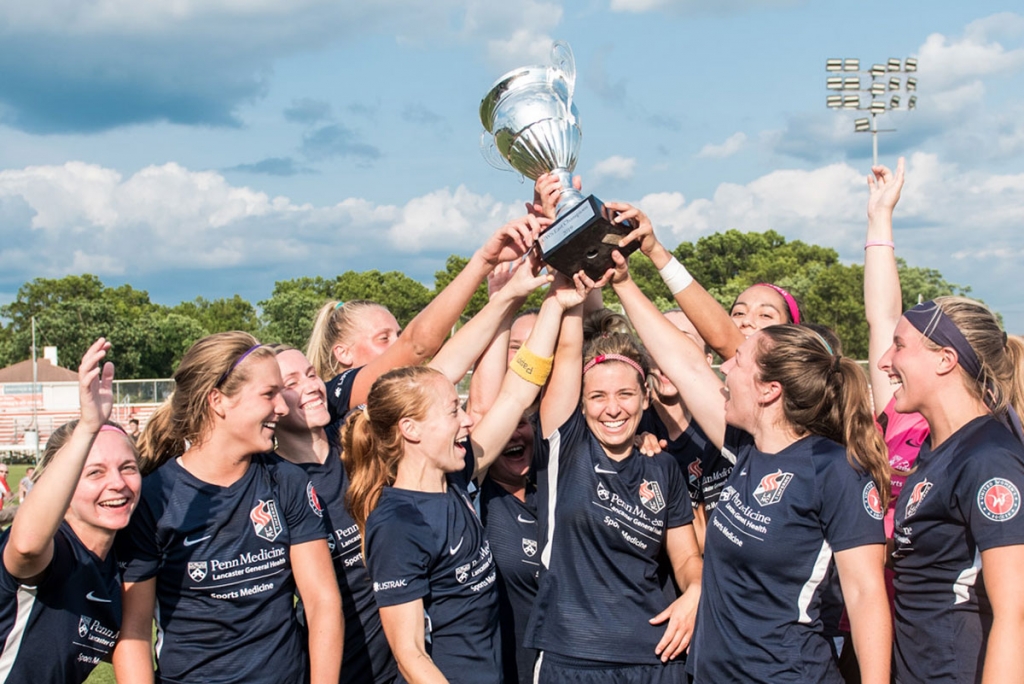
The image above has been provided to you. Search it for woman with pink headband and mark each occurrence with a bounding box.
[525,289,702,682]
[0,339,142,683]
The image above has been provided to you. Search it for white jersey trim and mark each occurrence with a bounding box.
[953,548,982,606]
[720,446,737,466]
[540,430,562,570]
[797,539,833,624]
[0,584,38,680]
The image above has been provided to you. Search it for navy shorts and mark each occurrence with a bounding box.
[535,652,688,684]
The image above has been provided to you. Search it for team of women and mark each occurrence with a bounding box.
[1,160,1023,684]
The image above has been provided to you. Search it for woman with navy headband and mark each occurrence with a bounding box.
[882,297,1024,683]
[114,332,342,684]
[0,339,141,684]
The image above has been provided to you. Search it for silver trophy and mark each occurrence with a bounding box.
[480,41,637,279]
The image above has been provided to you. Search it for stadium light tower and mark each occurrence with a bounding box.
[826,57,918,166]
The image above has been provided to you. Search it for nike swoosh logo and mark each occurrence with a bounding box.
[905,438,923,448]
[594,464,616,474]
[86,592,112,603]
[449,538,464,555]
[517,514,535,524]
[183,535,212,547]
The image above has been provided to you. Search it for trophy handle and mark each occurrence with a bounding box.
[480,132,512,172]
[551,40,576,121]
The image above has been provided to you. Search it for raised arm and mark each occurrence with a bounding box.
[3,338,113,581]
[864,157,906,413]
[430,251,550,386]
[611,250,728,450]
[473,272,600,477]
[350,215,549,406]
[609,202,745,360]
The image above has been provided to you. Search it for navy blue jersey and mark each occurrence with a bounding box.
[480,475,539,684]
[290,440,396,683]
[0,523,121,684]
[326,367,360,431]
[687,428,884,683]
[640,408,724,512]
[118,454,327,684]
[695,441,734,516]
[365,451,501,684]
[892,416,1024,683]
[526,410,693,665]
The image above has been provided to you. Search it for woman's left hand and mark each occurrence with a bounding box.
[479,214,551,267]
[78,338,115,433]
[649,589,700,661]
[549,268,611,311]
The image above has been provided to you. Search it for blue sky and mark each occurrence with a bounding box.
[1,0,1023,333]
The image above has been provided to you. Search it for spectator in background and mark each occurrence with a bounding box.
[127,418,140,443]
[18,467,34,504]
[0,465,13,507]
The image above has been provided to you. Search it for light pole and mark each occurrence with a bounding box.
[826,57,918,166]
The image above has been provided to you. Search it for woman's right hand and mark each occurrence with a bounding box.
[606,202,663,258]
[78,338,115,433]
[549,268,611,311]
[867,156,905,222]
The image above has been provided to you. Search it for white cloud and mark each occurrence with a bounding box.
[609,0,802,14]
[591,155,637,182]
[696,132,747,159]
[917,14,1024,92]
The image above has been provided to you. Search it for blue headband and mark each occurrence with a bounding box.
[906,300,1023,444]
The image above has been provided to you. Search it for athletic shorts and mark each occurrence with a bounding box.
[535,652,688,684]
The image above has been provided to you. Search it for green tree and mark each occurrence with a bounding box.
[172,295,262,337]
[259,277,336,348]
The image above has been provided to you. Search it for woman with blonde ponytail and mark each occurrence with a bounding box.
[881,297,1024,683]
[343,273,597,684]
[610,205,891,684]
[113,332,342,684]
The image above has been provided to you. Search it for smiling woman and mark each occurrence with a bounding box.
[0,338,141,684]
[113,332,343,684]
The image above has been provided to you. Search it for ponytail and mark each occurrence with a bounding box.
[757,325,891,508]
[342,365,444,560]
[138,400,183,475]
[1002,334,1024,419]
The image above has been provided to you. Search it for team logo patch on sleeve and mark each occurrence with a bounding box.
[904,479,932,518]
[639,480,666,514]
[306,482,323,517]
[752,470,793,506]
[188,561,208,582]
[862,482,884,520]
[250,499,283,542]
[977,478,1021,522]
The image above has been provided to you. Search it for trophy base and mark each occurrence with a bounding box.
[537,195,640,280]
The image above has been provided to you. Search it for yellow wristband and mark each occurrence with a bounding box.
[510,345,554,386]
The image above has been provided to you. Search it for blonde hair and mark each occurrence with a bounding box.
[138,332,275,474]
[343,365,446,556]
[306,300,389,380]
[36,420,139,482]
[756,325,891,507]
[931,297,1024,418]
[583,308,632,343]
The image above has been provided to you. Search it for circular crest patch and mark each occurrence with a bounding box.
[862,482,884,520]
[307,482,324,518]
[977,478,1021,522]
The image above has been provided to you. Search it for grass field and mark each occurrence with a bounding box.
[1,463,118,683]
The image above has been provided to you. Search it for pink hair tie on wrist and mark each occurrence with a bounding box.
[582,353,646,380]
[864,240,895,249]
[753,283,801,325]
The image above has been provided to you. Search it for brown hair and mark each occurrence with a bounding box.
[306,300,390,380]
[930,297,1024,419]
[343,365,446,556]
[756,325,891,507]
[138,332,275,474]
[583,308,632,343]
[582,332,651,385]
[36,420,140,482]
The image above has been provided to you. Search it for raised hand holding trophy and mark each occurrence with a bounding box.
[480,41,638,279]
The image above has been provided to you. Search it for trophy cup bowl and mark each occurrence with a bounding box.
[479,42,638,280]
